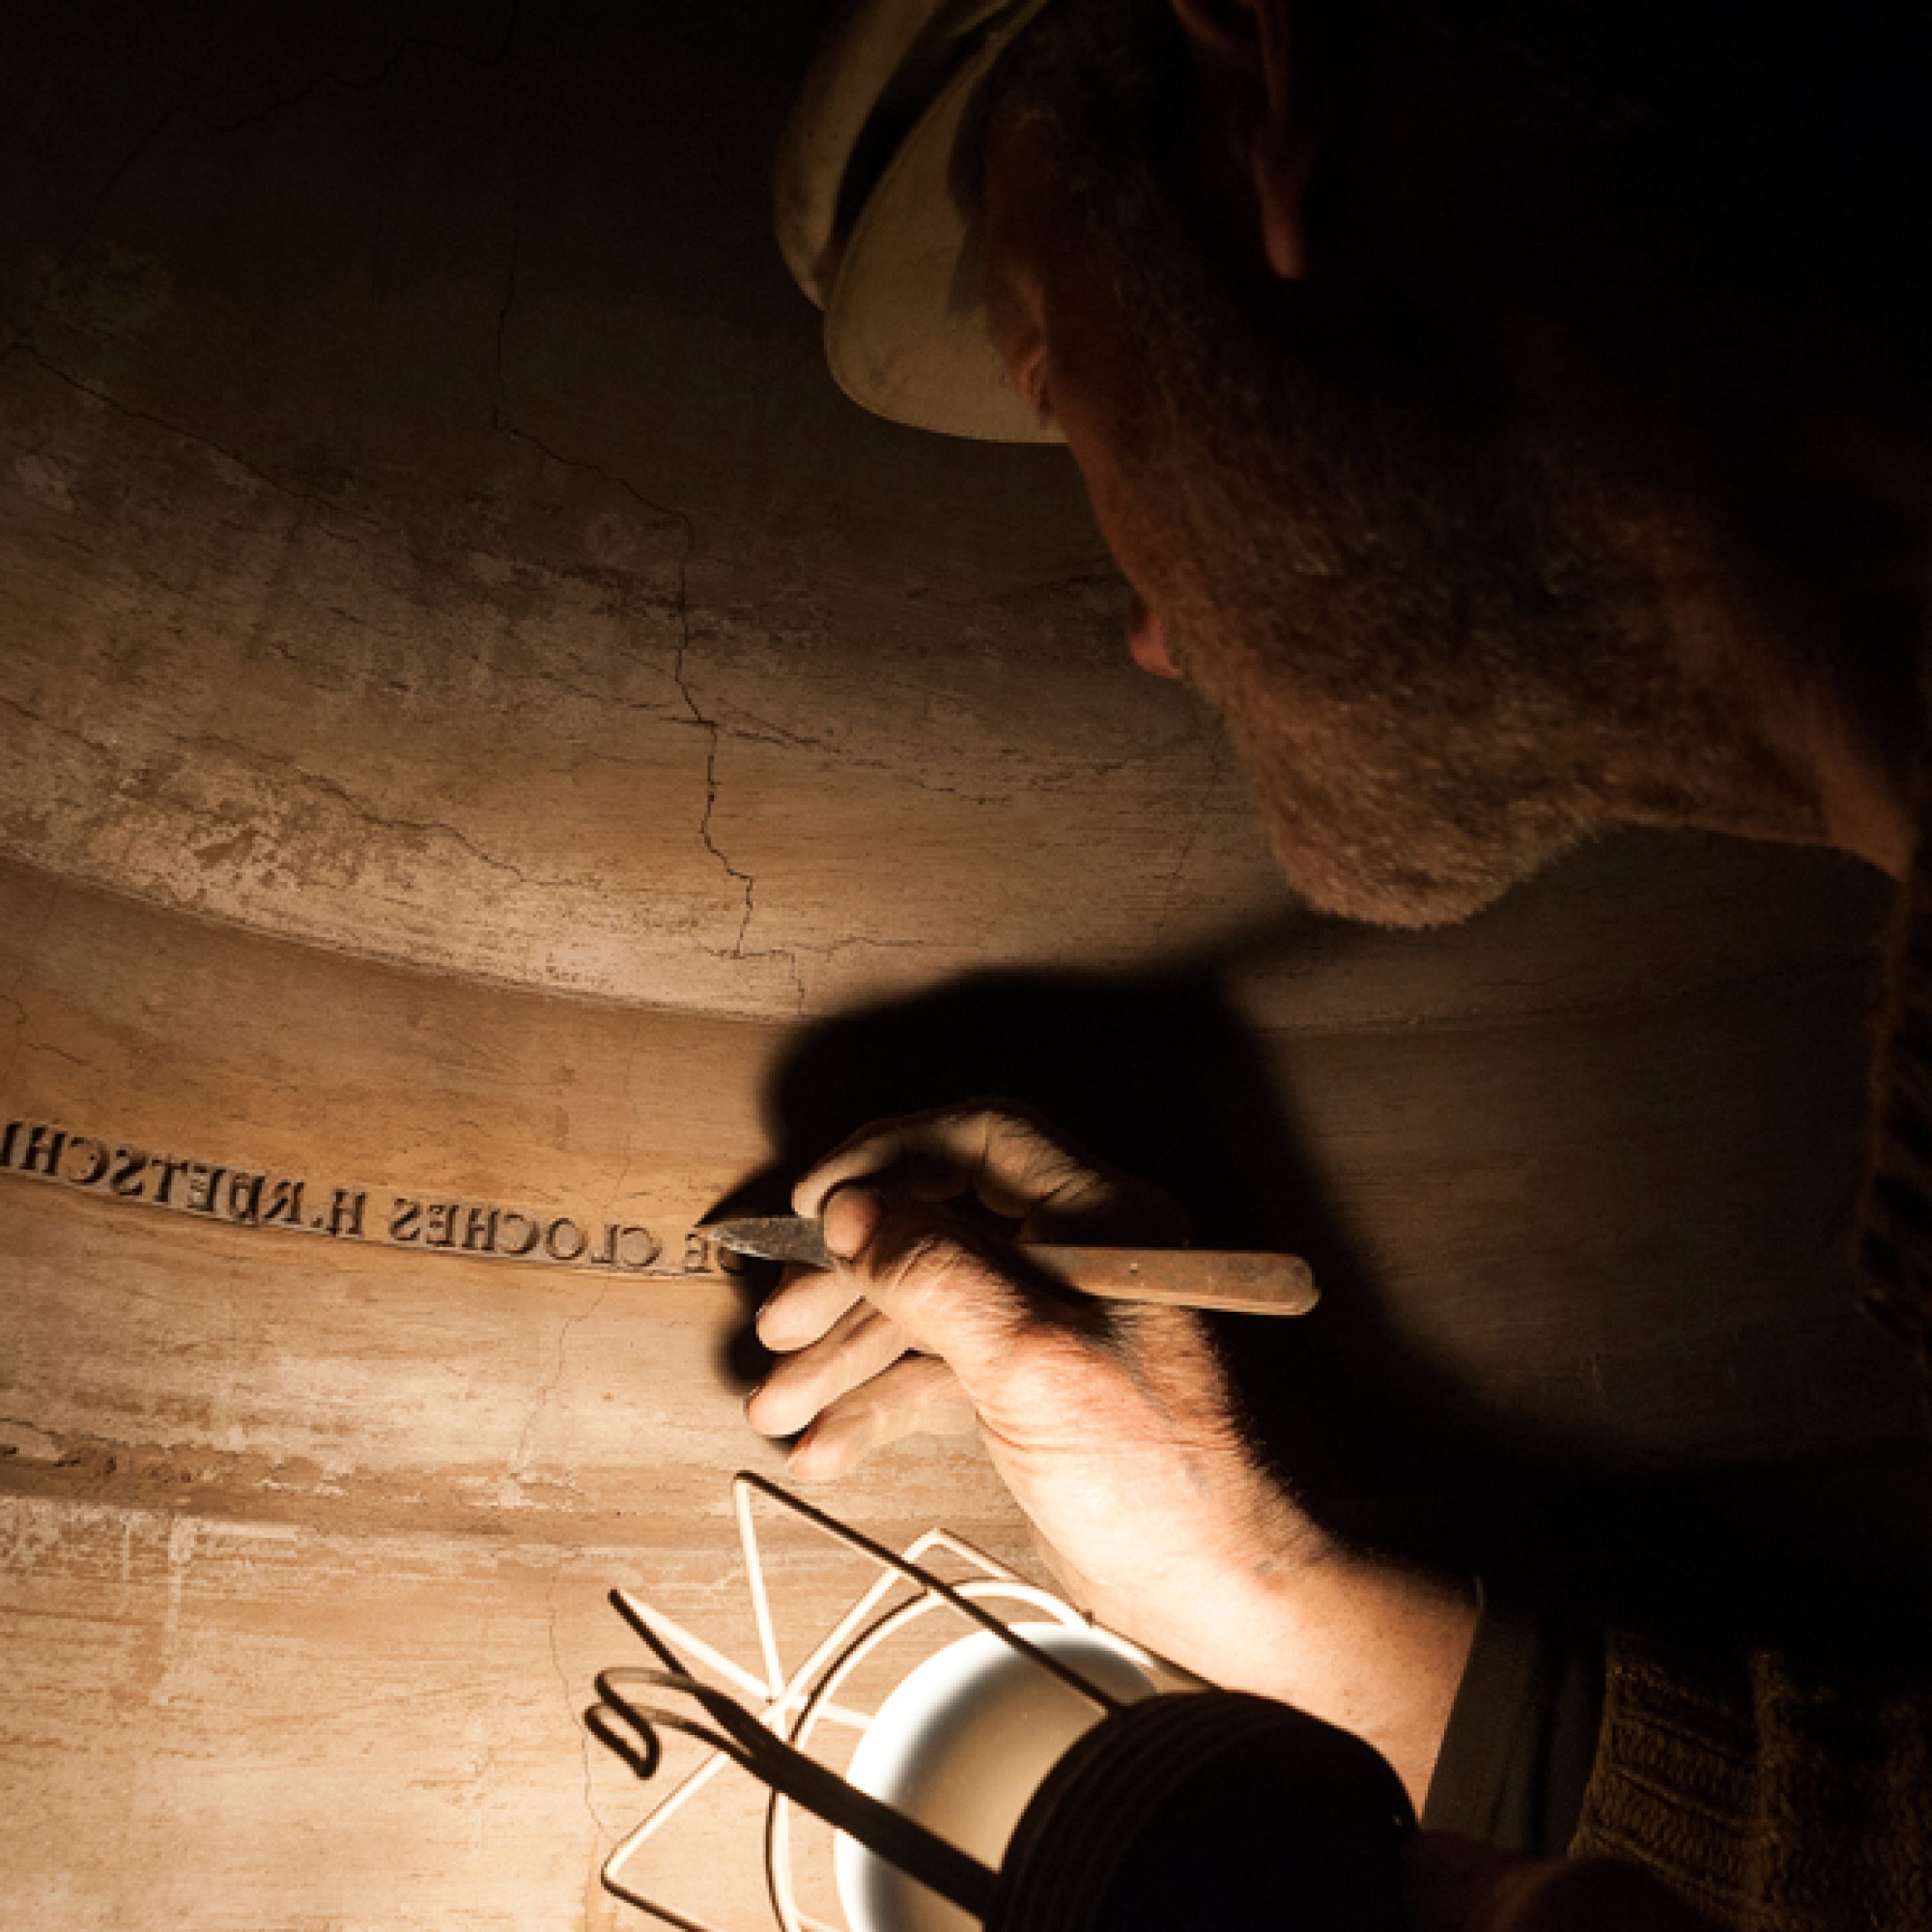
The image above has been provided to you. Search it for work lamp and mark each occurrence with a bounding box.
[588,1473,1416,1932]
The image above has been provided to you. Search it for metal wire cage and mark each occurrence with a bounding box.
[587,1471,1176,1932]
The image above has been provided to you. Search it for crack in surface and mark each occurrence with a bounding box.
[546,1557,611,1843]
[22,1039,88,1070]
[711,696,1206,797]
[1,113,177,362]
[5,675,629,979]
[1150,771,1226,947]
[2,10,522,522]
[483,143,798,1000]
[520,1264,621,1852]
[191,564,688,723]
[513,1282,610,1478]
[679,714,1008,805]
[5,343,386,532]
[487,416,806,1008]
[189,730,579,891]
[167,730,576,889]
[1142,711,1240,947]
[465,648,687,721]
[201,5,522,141]
[812,935,933,957]
[0,690,120,763]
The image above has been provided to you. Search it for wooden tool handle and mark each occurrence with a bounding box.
[1020,1244,1318,1318]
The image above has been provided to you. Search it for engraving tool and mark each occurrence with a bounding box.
[706,1214,1319,1319]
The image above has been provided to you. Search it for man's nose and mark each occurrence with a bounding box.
[1126,594,1183,680]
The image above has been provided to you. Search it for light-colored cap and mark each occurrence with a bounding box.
[775,0,1061,443]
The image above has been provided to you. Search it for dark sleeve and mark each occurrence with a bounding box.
[1421,1586,1606,1857]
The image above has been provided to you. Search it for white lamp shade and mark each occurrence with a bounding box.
[835,1624,1156,1932]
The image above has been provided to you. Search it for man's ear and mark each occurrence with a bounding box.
[1169,0,1311,279]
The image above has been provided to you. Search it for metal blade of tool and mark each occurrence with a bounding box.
[708,1214,836,1269]
[705,1215,1318,1319]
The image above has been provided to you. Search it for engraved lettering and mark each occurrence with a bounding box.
[184,1163,225,1214]
[226,1173,264,1226]
[261,1178,305,1227]
[0,1117,694,1279]
[325,1189,366,1240]
[614,1225,661,1270]
[18,1123,67,1179]
[497,1209,540,1256]
[63,1135,109,1186]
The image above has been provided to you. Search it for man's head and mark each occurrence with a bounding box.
[781,0,1928,920]
[964,0,1849,923]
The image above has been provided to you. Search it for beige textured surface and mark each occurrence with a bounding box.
[3,841,1923,1931]
[0,856,1031,1931]
[0,0,1277,1022]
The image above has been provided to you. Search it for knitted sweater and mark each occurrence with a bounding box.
[1569,859,1932,1926]
[1571,1635,1932,1927]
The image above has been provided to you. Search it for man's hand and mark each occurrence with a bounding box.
[749,1100,1312,1660]
[747,1099,1185,1479]
[745,1101,1477,1805]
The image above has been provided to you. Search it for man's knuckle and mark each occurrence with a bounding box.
[886,1227,977,1297]
[992,1112,1058,1153]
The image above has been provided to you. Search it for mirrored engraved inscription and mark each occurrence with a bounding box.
[680,1232,749,1276]
[0,1114,729,1285]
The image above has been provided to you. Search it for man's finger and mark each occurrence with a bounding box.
[793,1101,1126,1227]
[754,1264,862,1353]
[788,1355,976,1480]
[744,1295,912,1438]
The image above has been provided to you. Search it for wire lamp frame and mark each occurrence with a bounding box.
[588,1470,1179,1932]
